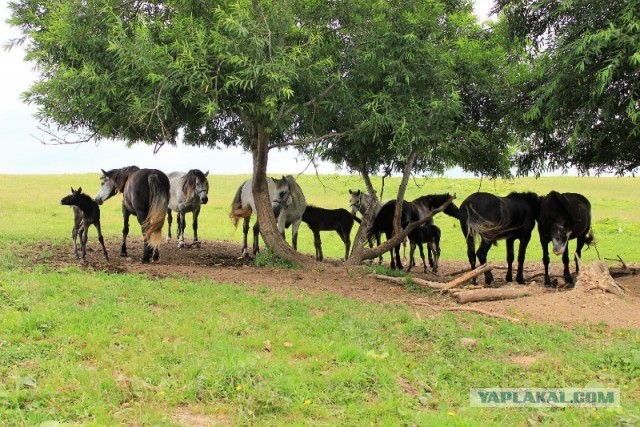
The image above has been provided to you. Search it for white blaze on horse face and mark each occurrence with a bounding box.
[552,228,572,255]
[95,177,117,205]
[197,179,209,204]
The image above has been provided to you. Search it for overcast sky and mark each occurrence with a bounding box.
[0,1,494,175]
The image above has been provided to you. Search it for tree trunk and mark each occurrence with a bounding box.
[251,124,313,267]
[346,148,437,266]
[349,170,380,263]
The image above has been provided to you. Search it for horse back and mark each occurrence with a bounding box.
[123,169,170,215]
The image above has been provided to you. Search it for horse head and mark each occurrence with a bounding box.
[348,189,363,215]
[543,191,577,255]
[60,186,82,206]
[190,169,210,204]
[272,176,292,209]
[95,169,118,205]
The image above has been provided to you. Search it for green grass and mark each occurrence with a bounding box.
[0,174,638,424]
[1,173,639,263]
[0,259,638,425]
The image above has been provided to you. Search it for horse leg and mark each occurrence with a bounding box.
[291,220,301,251]
[476,240,494,285]
[406,241,416,272]
[340,228,350,261]
[574,235,587,275]
[394,244,403,270]
[516,235,531,285]
[81,223,89,260]
[465,235,478,284]
[540,238,552,287]
[242,217,250,258]
[135,211,153,263]
[95,220,109,261]
[166,209,173,241]
[313,230,323,262]
[176,210,185,248]
[505,237,515,283]
[120,209,131,258]
[417,242,427,274]
[72,223,80,259]
[562,246,573,286]
[428,241,439,273]
[376,233,383,265]
[192,207,201,248]
[253,221,261,256]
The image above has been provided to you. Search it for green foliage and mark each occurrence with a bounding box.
[497,0,640,174]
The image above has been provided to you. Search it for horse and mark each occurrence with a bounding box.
[538,191,593,287]
[60,187,109,261]
[368,194,459,270]
[166,169,210,248]
[95,166,170,263]
[407,224,441,274]
[349,189,384,264]
[230,175,306,258]
[458,192,542,285]
[301,205,361,261]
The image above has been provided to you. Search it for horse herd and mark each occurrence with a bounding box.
[60,166,593,288]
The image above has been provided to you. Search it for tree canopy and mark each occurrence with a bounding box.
[497,0,640,175]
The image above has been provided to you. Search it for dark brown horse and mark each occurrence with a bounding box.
[458,192,541,285]
[60,187,109,261]
[95,166,170,263]
[538,191,593,287]
[301,205,360,261]
[368,194,459,270]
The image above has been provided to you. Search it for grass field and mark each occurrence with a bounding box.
[0,173,639,425]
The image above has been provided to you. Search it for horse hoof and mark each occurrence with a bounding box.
[178,242,185,249]
[194,241,201,249]
[120,252,127,257]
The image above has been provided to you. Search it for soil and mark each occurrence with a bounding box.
[34,238,640,330]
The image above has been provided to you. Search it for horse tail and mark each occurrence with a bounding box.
[351,214,362,224]
[144,173,169,249]
[229,182,251,228]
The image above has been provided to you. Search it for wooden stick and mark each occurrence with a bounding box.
[406,300,520,323]
[373,274,447,290]
[440,263,493,292]
[453,287,532,304]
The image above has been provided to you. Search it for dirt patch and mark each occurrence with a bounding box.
[172,407,231,427]
[34,238,640,329]
[509,354,546,369]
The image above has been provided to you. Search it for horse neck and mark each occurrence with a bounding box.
[74,195,98,218]
[113,167,139,191]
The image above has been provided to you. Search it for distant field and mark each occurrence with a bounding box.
[0,173,638,263]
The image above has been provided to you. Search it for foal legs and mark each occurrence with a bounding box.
[192,207,201,248]
[120,210,131,258]
[95,220,109,261]
[312,230,323,261]
[166,209,173,240]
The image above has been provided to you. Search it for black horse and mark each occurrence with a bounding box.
[368,194,458,270]
[302,205,360,261]
[538,191,593,287]
[407,224,441,273]
[458,192,541,285]
[95,166,170,263]
[60,187,109,261]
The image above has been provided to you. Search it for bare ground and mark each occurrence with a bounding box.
[34,238,640,329]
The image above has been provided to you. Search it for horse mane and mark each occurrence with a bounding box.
[104,165,140,191]
[181,169,207,200]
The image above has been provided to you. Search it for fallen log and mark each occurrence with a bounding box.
[577,261,626,296]
[440,263,494,292]
[373,274,448,290]
[452,287,532,304]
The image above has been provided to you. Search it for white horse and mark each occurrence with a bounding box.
[230,175,306,258]
[166,169,209,248]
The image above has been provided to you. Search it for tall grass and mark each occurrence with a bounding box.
[1,173,638,262]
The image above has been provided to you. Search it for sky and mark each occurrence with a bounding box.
[0,1,494,176]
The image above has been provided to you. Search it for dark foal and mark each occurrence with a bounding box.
[302,205,360,261]
[60,187,109,261]
[407,224,441,273]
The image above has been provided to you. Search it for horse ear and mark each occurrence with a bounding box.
[349,189,353,194]
[70,186,74,193]
[204,170,209,177]
[77,187,82,194]
[101,169,107,176]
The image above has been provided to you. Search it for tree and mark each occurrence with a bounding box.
[496,0,640,175]
[9,0,345,265]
